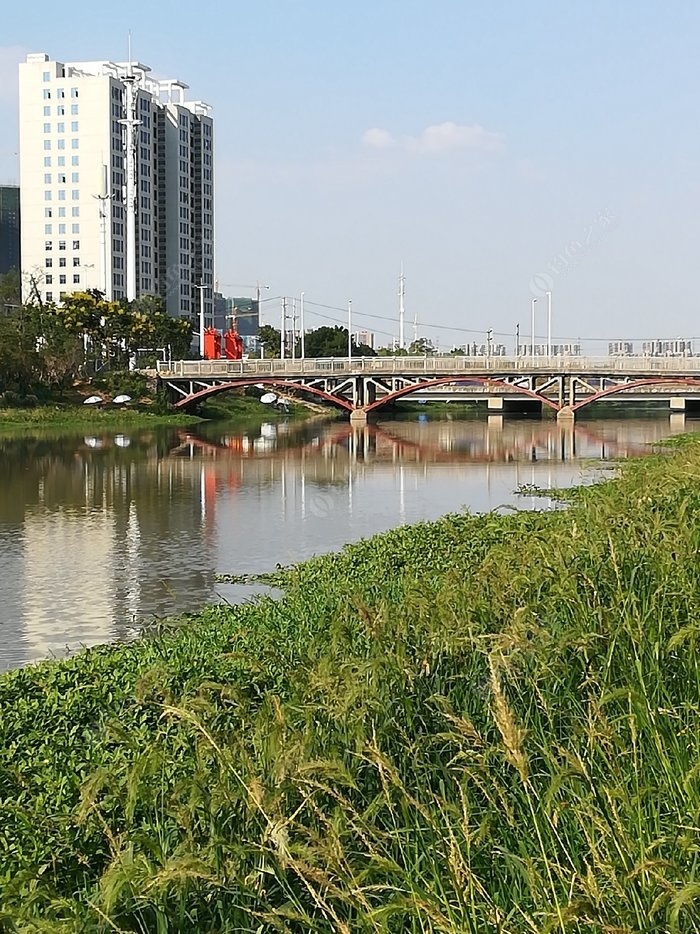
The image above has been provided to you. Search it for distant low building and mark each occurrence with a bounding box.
[609,341,634,356]
[354,329,375,349]
[641,339,693,357]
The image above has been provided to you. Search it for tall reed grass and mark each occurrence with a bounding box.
[2,444,700,931]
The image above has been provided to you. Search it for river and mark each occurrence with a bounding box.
[0,412,693,671]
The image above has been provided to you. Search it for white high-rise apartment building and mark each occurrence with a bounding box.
[18,53,214,325]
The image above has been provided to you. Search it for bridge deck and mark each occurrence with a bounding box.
[156,356,700,380]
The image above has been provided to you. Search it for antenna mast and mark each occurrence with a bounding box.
[120,32,140,302]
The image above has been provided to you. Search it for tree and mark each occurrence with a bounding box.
[0,268,21,316]
[302,326,376,358]
[258,325,281,358]
[408,337,436,355]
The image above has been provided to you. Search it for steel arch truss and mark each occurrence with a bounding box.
[159,370,700,416]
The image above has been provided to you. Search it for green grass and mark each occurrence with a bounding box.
[0,405,202,430]
[3,443,700,930]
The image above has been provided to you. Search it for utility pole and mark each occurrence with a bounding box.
[291,298,297,360]
[300,291,305,359]
[515,322,520,356]
[546,289,552,358]
[530,298,537,359]
[281,297,287,360]
[348,300,352,364]
[399,263,406,350]
[94,187,111,298]
[487,328,493,357]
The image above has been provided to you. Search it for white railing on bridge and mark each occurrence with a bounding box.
[156,356,700,379]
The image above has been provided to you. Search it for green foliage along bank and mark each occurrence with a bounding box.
[2,443,700,930]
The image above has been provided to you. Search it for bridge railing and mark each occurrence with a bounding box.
[156,355,700,378]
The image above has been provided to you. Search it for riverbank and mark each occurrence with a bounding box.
[2,439,700,930]
[0,389,314,430]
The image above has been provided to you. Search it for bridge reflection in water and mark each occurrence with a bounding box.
[0,414,695,671]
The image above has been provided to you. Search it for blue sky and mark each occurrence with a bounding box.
[2,1,699,350]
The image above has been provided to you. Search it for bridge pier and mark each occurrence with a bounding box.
[557,405,575,422]
[349,408,368,425]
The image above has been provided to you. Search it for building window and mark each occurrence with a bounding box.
[58,241,66,250]
[43,89,51,99]
[44,173,51,184]
[72,257,80,267]
[58,224,66,234]
[70,87,78,98]
[58,207,65,217]
[59,292,67,302]
[44,208,52,217]
[71,121,78,132]
[57,105,65,116]
[57,122,64,133]
[71,207,79,217]
[46,292,53,301]
[58,173,66,183]
[71,139,78,149]
[59,275,66,285]
[72,223,79,233]
[59,257,66,267]
[46,275,53,284]
[57,88,65,98]
[71,172,79,183]
[71,156,79,166]
[43,71,50,81]
[43,156,51,167]
[43,122,51,133]
[44,191,52,201]
[44,224,52,234]
[43,105,50,116]
[45,258,52,267]
[73,274,80,284]
[71,104,78,115]
[57,156,65,166]
[72,240,79,250]
[71,190,79,200]
[45,240,52,251]
[58,191,65,201]
[57,139,65,150]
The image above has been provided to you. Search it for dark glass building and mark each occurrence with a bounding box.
[0,186,20,277]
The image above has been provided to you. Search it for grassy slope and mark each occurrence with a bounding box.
[2,445,700,930]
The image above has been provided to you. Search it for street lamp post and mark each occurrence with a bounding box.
[348,300,353,365]
[300,291,305,360]
[194,283,206,358]
[530,298,537,359]
[80,263,95,290]
[546,290,552,359]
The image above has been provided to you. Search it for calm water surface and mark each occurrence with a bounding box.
[0,413,694,670]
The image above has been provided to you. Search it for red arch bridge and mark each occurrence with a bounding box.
[155,356,700,422]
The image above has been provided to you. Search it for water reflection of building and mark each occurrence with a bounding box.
[0,433,217,669]
[22,508,116,663]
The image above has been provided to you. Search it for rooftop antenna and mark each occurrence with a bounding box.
[127,31,133,76]
[413,312,418,345]
[398,263,406,350]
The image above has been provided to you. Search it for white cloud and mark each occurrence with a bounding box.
[362,120,504,154]
[362,127,396,150]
